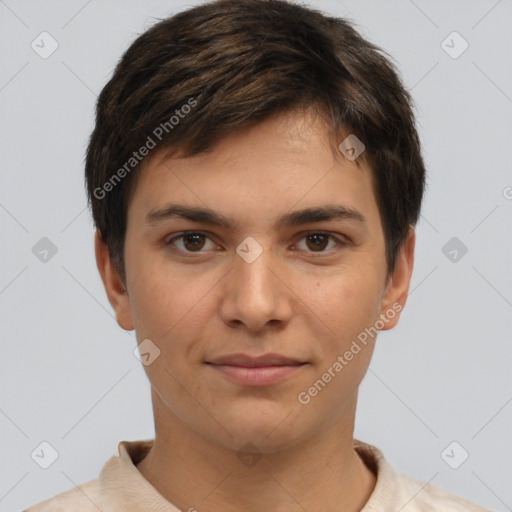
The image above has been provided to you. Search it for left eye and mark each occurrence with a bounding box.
[295,233,341,252]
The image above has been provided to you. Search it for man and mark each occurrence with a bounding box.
[25,0,490,510]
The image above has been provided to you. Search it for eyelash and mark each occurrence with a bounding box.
[164,231,347,255]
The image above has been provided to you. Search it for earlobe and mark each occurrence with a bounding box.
[94,229,135,331]
[379,226,415,330]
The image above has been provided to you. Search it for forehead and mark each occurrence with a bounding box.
[126,110,380,232]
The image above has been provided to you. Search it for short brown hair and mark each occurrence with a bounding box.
[85,0,426,284]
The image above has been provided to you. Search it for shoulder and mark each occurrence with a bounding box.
[354,440,492,512]
[23,478,101,512]
[391,469,492,512]
[23,439,155,512]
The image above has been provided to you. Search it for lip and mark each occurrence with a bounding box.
[208,352,303,367]
[206,353,306,386]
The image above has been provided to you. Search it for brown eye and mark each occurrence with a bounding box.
[295,232,343,253]
[182,233,206,251]
[165,232,214,253]
[305,233,329,251]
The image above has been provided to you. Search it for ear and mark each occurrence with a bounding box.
[94,229,134,331]
[379,226,415,330]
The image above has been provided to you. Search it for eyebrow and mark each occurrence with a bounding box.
[145,203,365,228]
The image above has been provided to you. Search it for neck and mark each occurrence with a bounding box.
[136,390,376,512]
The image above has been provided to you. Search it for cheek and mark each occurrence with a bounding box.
[293,272,383,415]
[127,252,218,357]
[301,268,384,355]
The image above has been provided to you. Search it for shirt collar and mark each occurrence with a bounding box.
[98,438,394,511]
[100,439,181,511]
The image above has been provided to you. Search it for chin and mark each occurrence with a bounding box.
[208,400,306,451]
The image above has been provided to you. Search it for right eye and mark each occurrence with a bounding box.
[164,232,218,253]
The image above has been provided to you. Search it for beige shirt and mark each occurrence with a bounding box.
[25,438,491,511]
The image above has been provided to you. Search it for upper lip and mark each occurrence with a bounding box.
[207,353,304,367]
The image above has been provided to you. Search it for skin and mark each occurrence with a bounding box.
[96,109,415,512]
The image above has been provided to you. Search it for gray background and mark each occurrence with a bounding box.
[1,0,511,510]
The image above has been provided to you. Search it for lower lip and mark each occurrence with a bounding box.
[207,364,305,386]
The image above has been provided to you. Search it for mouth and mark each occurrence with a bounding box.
[205,353,307,386]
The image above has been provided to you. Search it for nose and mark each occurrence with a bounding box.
[219,242,293,333]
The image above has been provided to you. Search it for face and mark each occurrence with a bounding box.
[96,110,414,453]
